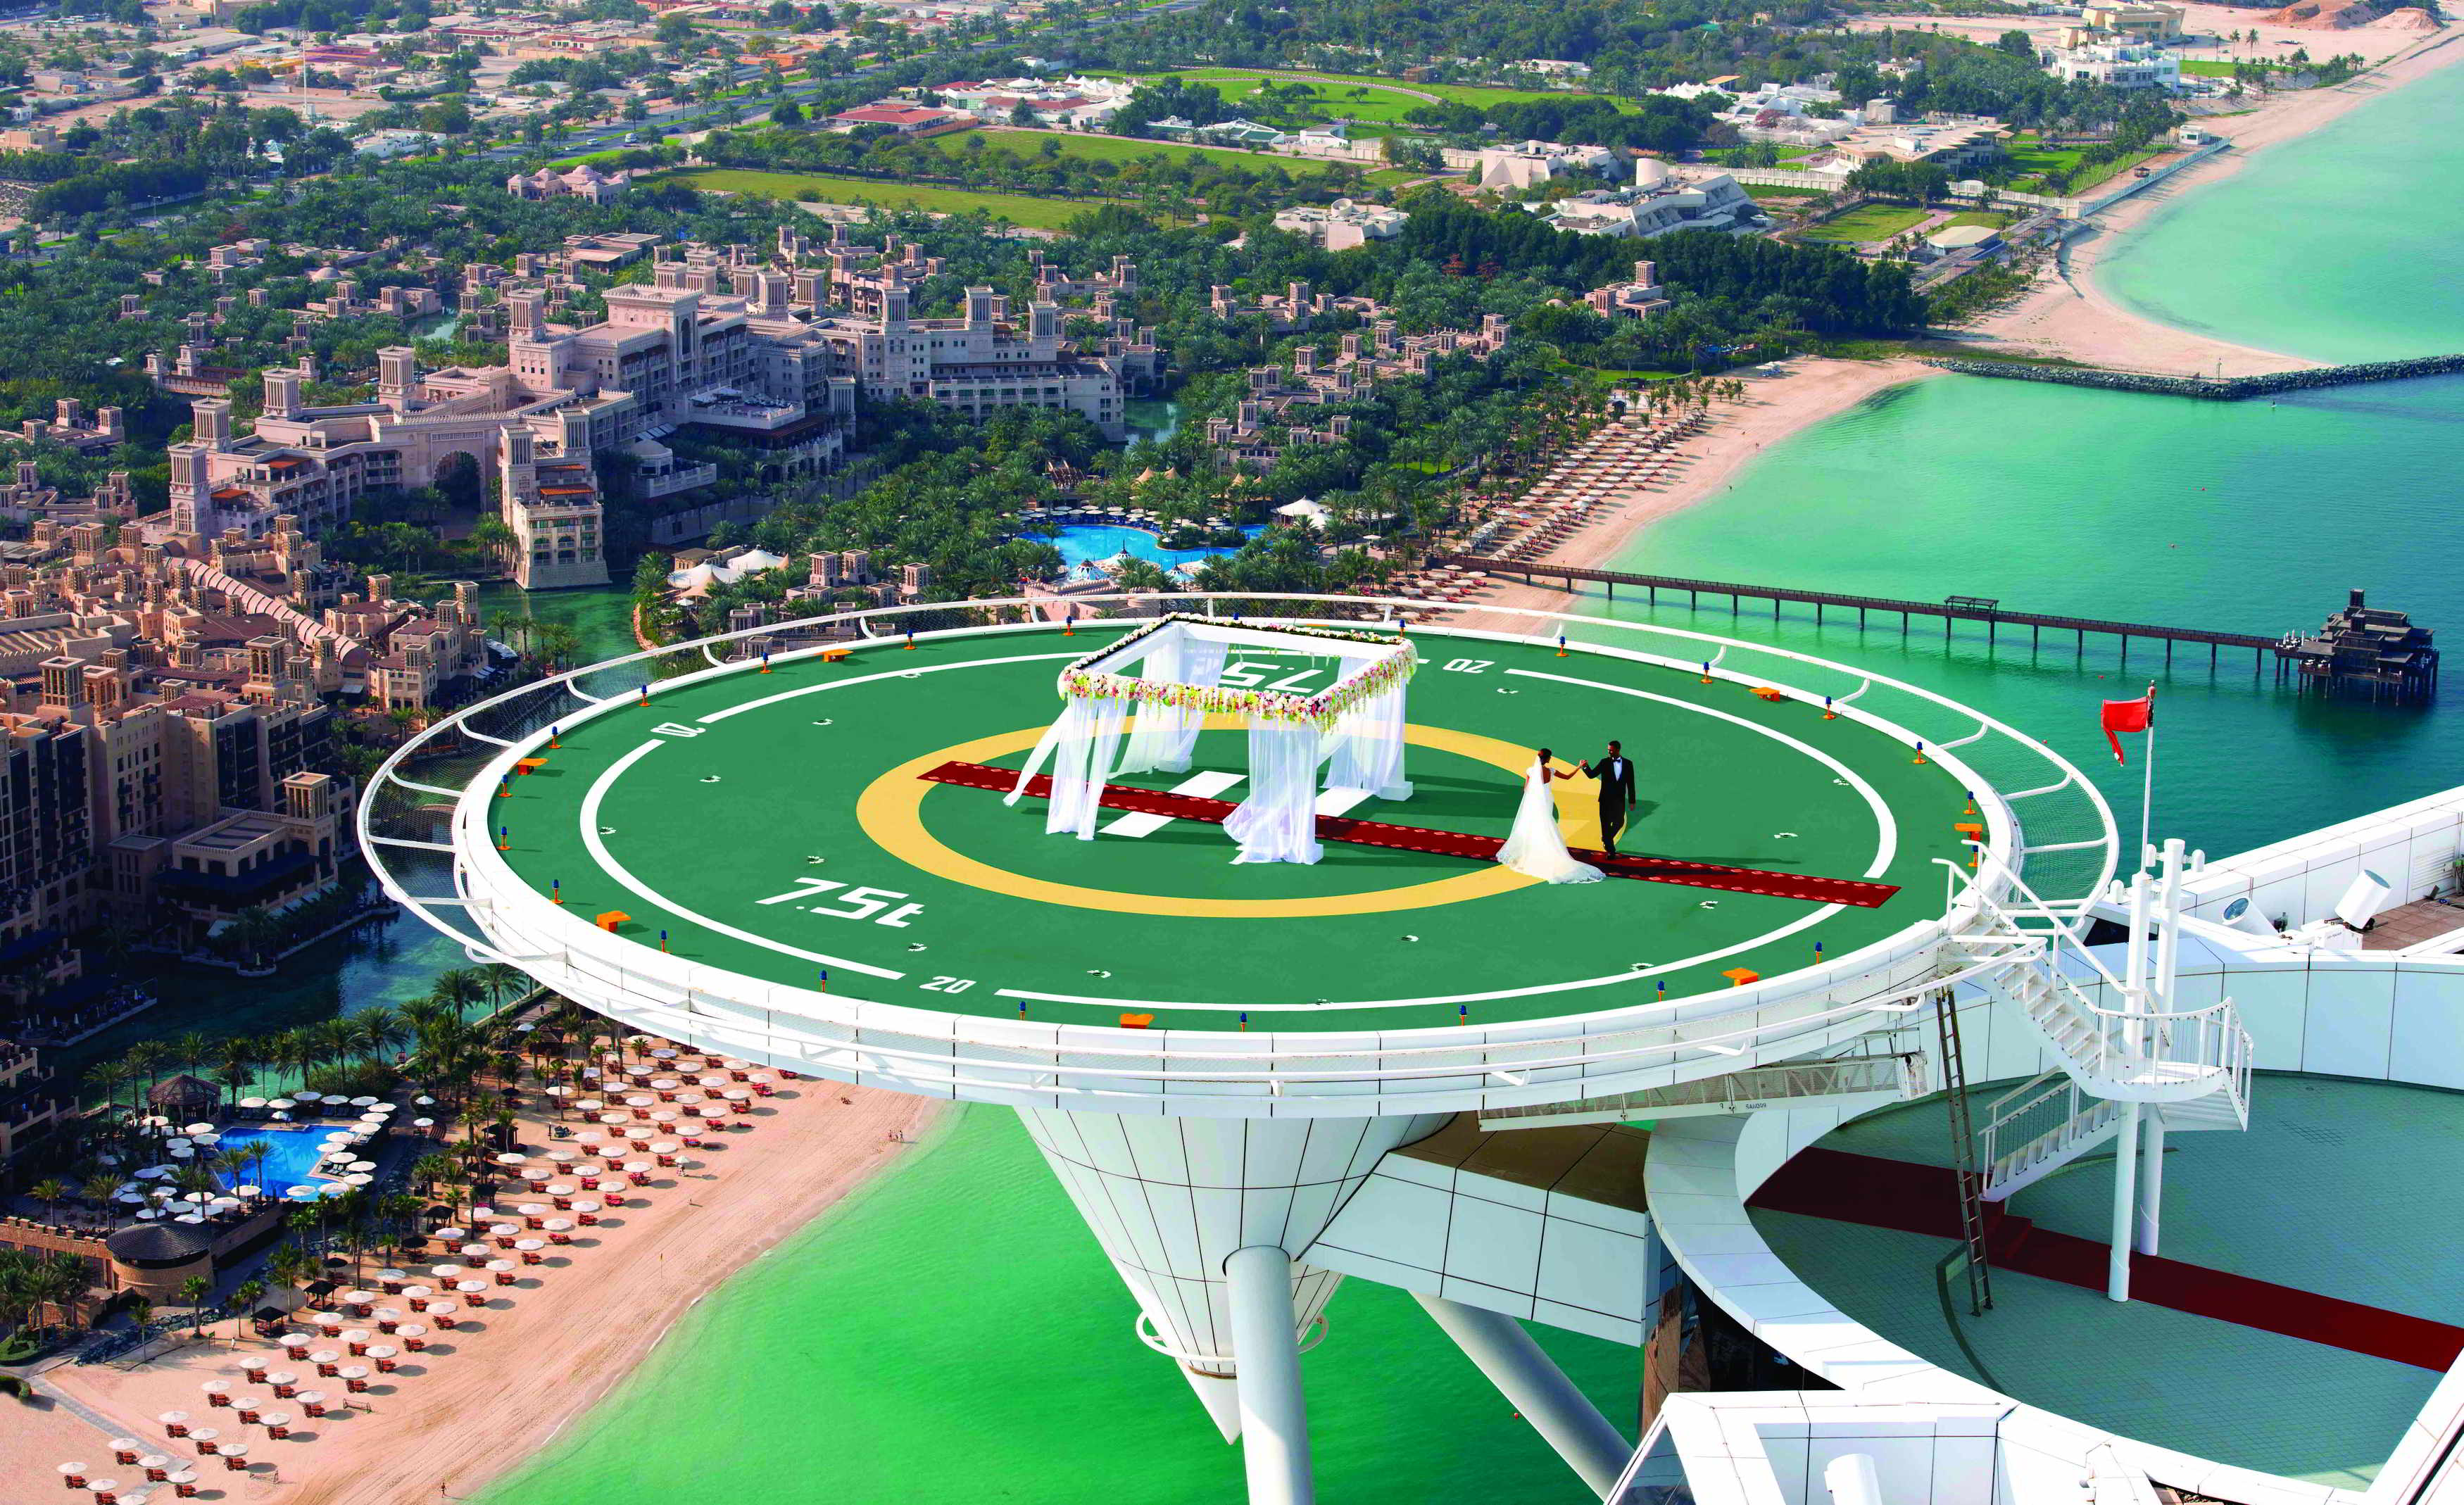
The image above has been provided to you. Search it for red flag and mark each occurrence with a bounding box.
[2100,689,2154,765]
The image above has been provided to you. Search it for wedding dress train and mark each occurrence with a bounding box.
[1495,759,1604,885]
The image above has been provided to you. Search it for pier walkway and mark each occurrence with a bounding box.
[1431,555,2285,668]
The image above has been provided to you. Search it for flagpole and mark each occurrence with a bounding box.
[2139,683,2158,872]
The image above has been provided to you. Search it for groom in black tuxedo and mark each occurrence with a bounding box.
[1583,741,1639,856]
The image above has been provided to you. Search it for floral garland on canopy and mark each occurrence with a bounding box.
[1055,613,1417,731]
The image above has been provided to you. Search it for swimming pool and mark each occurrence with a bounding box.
[1050,523,1262,581]
[214,1123,346,1197]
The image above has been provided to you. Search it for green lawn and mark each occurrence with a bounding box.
[655,168,1121,228]
[1799,203,1930,243]
[1943,210,2015,229]
[1745,183,1829,201]
[925,127,1344,175]
[1099,67,1628,113]
[1999,132,2160,196]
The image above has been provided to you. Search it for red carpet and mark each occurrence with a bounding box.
[1751,1147,2464,1371]
[919,760,1900,907]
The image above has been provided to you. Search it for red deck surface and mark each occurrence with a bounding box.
[920,760,1900,907]
[1752,1147,2464,1371]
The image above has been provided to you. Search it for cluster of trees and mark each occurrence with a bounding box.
[1077,1,2180,139]
[698,120,1369,220]
[1400,94,1716,156]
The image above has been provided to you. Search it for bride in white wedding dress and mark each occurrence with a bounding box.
[1495,748,1604,885]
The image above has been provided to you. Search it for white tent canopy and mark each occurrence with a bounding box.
[1006,615,1415,865]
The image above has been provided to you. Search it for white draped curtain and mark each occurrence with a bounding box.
[1007,696,1132,839]
[1320,681,1409,800]
[1224,721,1323,864]
[1116,637,1228,776]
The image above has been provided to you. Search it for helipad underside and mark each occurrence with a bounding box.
[487,626,1970,1033]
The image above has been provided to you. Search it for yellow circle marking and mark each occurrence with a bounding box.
[856,722,1571,918]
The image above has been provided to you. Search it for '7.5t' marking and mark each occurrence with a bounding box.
[756,876,924,927]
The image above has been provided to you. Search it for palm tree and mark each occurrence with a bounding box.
[39,1253,90,1330]
[177,1274,213,1332]
[236,1140,273,1195]
[84,1059,131,1119]
[26,1178,66,1224]
[123,1039,172,1109]
[168,1031,215,1080]
[431,967,488,1018]
[474,963,528,1012]
[356,1006,409,1068]
[230,1278,267,1336]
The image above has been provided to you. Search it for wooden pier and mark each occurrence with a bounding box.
[1431,555,2286,671]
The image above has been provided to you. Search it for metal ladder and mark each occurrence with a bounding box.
[1934,985,1993,1316]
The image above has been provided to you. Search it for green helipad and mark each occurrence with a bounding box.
[488,626,1972,1033]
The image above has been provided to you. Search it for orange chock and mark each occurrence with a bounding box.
[1954,822,1985,867]
[1119,1012,1156,1030]
[1721,968,1761,988]
[594,910,631,933]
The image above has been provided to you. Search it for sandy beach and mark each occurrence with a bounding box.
[1962,26,2464,377]
[1460,21,2464,624]
[15,1082,943,1505]
[1454,358,1934,631]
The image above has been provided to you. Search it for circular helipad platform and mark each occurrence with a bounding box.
[481,623,1976,1035]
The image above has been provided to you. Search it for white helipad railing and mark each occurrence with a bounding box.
[357,592,2116,1116]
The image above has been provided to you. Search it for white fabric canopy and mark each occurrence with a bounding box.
[1321,682,1410,800]
[1117,635,1228,776]
[1224,722,1323,864]
[1013,615,1417,865]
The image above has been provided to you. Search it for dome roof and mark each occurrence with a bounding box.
[106,1221,215,1265]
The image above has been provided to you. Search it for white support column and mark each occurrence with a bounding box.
[2135,1109,2167,1257]
[2107,1100,2139,1302]
[1016,1109,1444,1439]
[2135,838,2187,1259]
[1412,1292,1631,1499]
[1226,1245,1315,1505]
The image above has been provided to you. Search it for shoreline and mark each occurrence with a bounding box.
[1463,26,2464,621]
[18,1084,947,1505]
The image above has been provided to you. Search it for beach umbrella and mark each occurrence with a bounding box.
[239,1097,266,1109]
[460,1243,489,1259]
[429,1265,464,1280]
[57,1463,89,1478]
[283,1185,320,1201]
[494,1152,528,1167]
[647,1141,680,1155]
[544,1182,576,1197]
[343,1173,373,1187]
[87,1480,120,1496]
[208,1197,240,1211]
[165,1138,190,1150]
[267,1099,294,1111]
[414,1096,435,1106]
[401,1285,433,1300]
[517,1203,548,1218]
[545,1147,577,1162]
[411,1119,434,1129]
[115,1192,145,1204]
[543,1219,572,1234]
[346,1160,376,1173]
[348,1096,378,1107]
[182,1122,214,1135]
[308,1350,339,1366]
[180,1192,210,1205]
[453,1280,489,1296]
[174,1213,206,1225]
[296,1091,324,1102]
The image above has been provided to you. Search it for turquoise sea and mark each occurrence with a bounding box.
[477,65,2464,1505]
